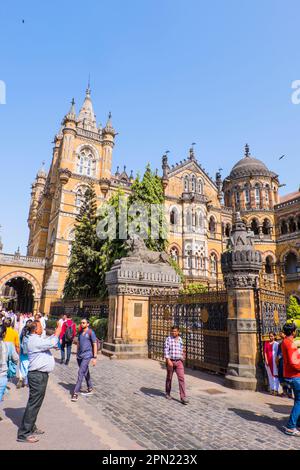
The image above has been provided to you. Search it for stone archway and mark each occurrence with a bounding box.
[0,271,42,313]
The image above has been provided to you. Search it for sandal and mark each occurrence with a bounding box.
[283,427,300,436]
[17,435,39,443]
[71,393,78,402]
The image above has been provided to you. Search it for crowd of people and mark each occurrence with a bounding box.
[0,309,98,443]
[2,307,300,442]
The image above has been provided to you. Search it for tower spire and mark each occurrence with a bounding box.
[77,84,97,131]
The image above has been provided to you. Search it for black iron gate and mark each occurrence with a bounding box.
[149,291,229,374]
[255,282,287,341]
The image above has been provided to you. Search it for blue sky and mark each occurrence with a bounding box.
[1,0,300,253]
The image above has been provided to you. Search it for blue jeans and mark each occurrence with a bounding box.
[0,376,8,401]
[285,377,300,429]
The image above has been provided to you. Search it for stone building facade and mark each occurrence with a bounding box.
[0,88,299,312]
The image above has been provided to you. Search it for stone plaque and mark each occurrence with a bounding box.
[134,303,143,317]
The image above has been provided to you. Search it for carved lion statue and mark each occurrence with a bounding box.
[124,234,170,264]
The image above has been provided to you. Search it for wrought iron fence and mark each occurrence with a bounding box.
[149,290,229,374]
[49,298,109,319]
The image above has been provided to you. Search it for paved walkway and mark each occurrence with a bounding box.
[0,348,299,450]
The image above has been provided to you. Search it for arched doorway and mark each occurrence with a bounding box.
[0,271,42,313]
[2,277,35,312]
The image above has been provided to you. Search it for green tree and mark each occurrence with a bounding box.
[128,164,167,251]
[287,295,300,320]
[63,184,102,299]
[180,283,208,295]
[96,190,128,298]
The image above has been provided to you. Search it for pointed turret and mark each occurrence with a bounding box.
[77,85,97,131]
[62,98,77,126]
[103,112,116,137]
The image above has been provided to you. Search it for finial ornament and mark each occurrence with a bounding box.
[244,143,250,158]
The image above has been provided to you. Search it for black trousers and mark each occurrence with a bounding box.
[18,370,49,439]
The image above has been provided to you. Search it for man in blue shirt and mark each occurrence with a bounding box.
[71,318,97,401]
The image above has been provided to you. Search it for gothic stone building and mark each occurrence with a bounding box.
[0,87,300,313]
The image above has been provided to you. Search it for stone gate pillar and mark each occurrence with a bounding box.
[102,244,181,359]
[221,213,262,390]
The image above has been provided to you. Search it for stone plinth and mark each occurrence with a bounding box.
[102,257,181,359]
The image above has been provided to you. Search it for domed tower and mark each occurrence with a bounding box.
[223,144,280,278]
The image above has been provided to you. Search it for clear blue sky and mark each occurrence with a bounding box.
[1,0,300,254]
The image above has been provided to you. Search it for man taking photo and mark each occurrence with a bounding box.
[17,321,62,443]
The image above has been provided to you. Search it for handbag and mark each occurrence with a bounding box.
[7,342,17,378]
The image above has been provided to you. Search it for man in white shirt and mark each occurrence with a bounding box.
[17,321,62,443]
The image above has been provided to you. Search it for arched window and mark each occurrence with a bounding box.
[262,219,271,236]
[281,220,288,235]
[184,175,189,192]
[195,210,204,230]
[186,210,192,230]
[235,191,240,207]
[198,179,203,194]
[191,175,196,192]
[244,188,250,205]
[170,247,179,263]
[289,218,297,233]
[255,185,260,207]
[186,250,192,269]
[265,188,270,206]
[210,253,218,278]
[251,219,259,236]
[209,216,216,235]
[76,148,96,177]
[170,208,178,226]
[285,252,298,274]
[225,223,231,237]
[75,187,88,208]
[265,256,273,275]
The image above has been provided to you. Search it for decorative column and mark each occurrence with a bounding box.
[221,212,262,390]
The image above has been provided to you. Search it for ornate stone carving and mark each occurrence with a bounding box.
[221,212,262,288]
[227,318,257,334]
[58,168,72,185]
[124,235,170,265]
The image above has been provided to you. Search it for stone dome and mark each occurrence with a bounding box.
[229,145,274,179]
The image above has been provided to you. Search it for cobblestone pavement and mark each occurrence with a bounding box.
[49,349,300,450]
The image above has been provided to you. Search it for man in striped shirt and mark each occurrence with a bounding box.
[164,325,188,404]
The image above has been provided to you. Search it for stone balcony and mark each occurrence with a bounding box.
[0,252,46,268]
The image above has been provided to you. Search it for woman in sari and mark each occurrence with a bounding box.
[264,331,279,395]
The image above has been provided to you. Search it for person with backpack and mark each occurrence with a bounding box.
[0,324,18,419]
[59,314,76,365]
[71,318,97,402]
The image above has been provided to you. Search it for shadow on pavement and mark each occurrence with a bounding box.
[3,407,25,428]
[158,361,225,387]
[57,382,74,395]
[266,403,291,415]
[140,387,165,397]
[228,408,286,431]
